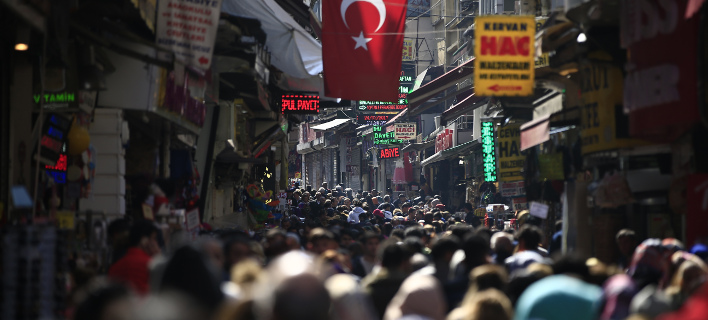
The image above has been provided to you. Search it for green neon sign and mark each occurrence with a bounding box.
[482,122,496,182]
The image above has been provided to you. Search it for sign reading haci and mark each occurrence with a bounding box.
[394,123,416,140]
[474,16,535,97]
[281,94,320,114]
[156,0,222,69]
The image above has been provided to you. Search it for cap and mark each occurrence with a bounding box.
[373,209,384,218]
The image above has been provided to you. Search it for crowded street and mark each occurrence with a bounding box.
[1,0,707,319]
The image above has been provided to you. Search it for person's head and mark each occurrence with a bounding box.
[198,237,225,272]
[399,193,407,201]
[491,232,515,256]
[107,218,131,249]
[339,229,354,247]
[128,220,160,256]
[302,192,311,202]
[401,202,412,212]
[361,231,382,258]
[430,236,461,263]
[462,203,473,213]
[616,229,638,257]
[322,182,328,189]
[324,199,332,209]
[378,239,415,273]
[459,289,513,320]
[161,244,225,312]
[667,252,708,296]
[469,264,509,293]
[308,228,338,255]
[463,233,491,272]
[516,225,543,251]
[383,195,391,203]
[73,279,135,320]
[264,229,289,260]
[371,189,378,197]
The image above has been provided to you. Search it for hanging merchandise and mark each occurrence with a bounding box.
[67,118,90,155]
[245,184,278,230]
[594,172,635,208]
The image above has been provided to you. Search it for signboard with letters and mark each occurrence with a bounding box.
[357,114,392,125]
[373,125,404,145]
[481,121,497,182]
[379,147,400,159]
[435,128,454,153]
[281,94,320,114]
[156,0,222,69]
[534,18,549,68]
[501,181,525,198]
[394,123,417,140]
[497,123,525,182]
[474,15,535,96]
[358,65,415,112]
[403,39,414,61]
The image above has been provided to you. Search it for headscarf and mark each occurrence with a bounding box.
[383,274,447,320]
[514,275,603,320]
[628,238,672,288]
[600,274,638,320]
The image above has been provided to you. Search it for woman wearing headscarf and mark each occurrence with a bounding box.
[383,274,447,320]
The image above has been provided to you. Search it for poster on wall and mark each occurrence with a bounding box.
[156,0,222,69]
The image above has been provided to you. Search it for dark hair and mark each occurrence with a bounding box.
[431,236,461,260]
[378,240,415,269]
[390,228,405,240]
[73,280,132,320]
[107,218,131,237]
[161,244,224,311]
[462,233,490,272]
[462,203,473,211]
[552,254,590,281]
[127,220,158,247]
[404,226,427,239]
[361,231,382,244]
[516,225,543,250]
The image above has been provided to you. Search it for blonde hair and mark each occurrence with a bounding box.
[462,289,513,320]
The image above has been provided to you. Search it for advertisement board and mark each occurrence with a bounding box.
[497,123,525,182]
[156,0,222,69]
[394,123,417,140]
[474,15,535,96]
[281,94,320,114]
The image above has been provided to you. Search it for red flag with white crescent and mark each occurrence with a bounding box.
[322,0,408,102]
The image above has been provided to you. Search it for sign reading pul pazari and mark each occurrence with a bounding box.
[281,94,320,114]
[474,16,535,96]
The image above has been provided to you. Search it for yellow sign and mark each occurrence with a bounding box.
[474,15,535,96]
[579,52,646,154]
[535,18,549,68]
[402,39,414,61]
[497,123,526,182]
[56,211,75,230]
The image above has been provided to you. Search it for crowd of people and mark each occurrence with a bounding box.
[70,182,708,320]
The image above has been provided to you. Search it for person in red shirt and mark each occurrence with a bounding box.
[108,220,160,295]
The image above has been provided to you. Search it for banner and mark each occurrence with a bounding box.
[394,123,416,140]
[323,0,408,101]
[474,15,535,96]
[156,0,222,69]
[403,39,414,61]
[497,123,525,181]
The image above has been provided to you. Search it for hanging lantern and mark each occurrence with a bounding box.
[67,119,90,155]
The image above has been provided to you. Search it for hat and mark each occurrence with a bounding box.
[515,275,603,320]
[690,243,708,260]
[373,209,385,218]
[430,199,441,207]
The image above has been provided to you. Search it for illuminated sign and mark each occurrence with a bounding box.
[358,67,414,112]
[39,114,72,166]
[379,147,400,159]
[482,122,496,182]
[372,126,403,145]
[281,94,320,114]
[435,128,454,153]
[33,91,76,109]
[45,154,68,171]
[474,15,535,97]
[357,114,392,125]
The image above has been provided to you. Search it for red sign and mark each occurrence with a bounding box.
[435,129,454,153]
[686,174,708,247]
[45,154,68,171]
[379,147,400,159]
[621,0,700,141]
[357,114,392,125]
[479,36,531,56]
[281,95,320,114]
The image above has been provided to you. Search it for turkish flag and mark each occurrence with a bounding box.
[322,0,408,102]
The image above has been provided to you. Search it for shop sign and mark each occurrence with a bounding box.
[579,54,645,155]
[435,128,454,153]
[373,126,403,145]
[512,197,528,210]
[403,39,414,61]
[534,18,549,68]
[281,94,320,114]
[156,0,222,69]
[497,123,526,182]
[529,201,549,219]
[379,147,400,159]
[538,153,564,180]
[394,123,417,140]
[357,114,392,125]
[474,15,535,97]
[358,65,415,112]
[482,121,497,182]
[621,0,700,140]
[501,181,525,198]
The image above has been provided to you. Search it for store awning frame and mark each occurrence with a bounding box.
[408,58,476,113]
[311,118,350,131]
[520,115,550,151]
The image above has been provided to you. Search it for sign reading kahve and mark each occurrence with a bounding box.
[156,0,222,69]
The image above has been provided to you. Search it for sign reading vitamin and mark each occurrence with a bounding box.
[481,122,497,182]
[474,15,535,97]
[394,123,416,140]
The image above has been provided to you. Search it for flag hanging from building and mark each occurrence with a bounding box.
[322,0,408,102]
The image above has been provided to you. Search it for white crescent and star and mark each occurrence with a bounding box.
[340,0,387,50]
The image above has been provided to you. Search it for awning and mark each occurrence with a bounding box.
[441,93,486,122]
[311,119,350,131]
[520,115,550,151]
[401,139,434,152]
[420,140,479,167]
[408,58,475,112]
[421,152,445,167]
[222,0,322,79]
[532,92,563,120]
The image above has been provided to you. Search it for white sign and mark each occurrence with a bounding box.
[185,208,200,230]
[501,181,525,198]
[529,201,549,219]
[394,123,417,140]
[156,0,222,69]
